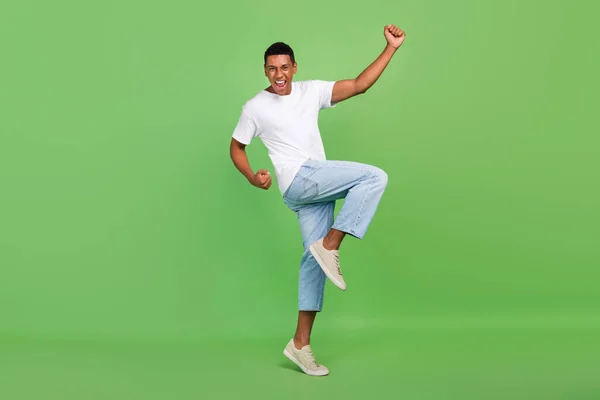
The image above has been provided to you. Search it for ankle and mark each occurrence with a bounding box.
[293,336,309,349]
[322,237,339,251]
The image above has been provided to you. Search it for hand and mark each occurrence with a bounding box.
[251,169,272,190]
[384,24,406,49]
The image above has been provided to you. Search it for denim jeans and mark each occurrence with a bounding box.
[282,159,388,311]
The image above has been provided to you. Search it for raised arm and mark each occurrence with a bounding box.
[230,138,272,190]
[331,25,406,104]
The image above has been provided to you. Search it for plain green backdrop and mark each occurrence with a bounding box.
[1,0,598,399]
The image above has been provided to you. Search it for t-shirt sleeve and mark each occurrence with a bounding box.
[312,80,337,110]
[231,108,258,145]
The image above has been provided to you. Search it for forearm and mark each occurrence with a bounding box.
[230,145,255,183]
[355,44,398,93]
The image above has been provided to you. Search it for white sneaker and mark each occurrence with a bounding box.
[283,339,329,376]
[309,238,347,290]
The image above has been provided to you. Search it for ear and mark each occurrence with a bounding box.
[293,62,298,75]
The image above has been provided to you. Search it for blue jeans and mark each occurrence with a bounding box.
[282,159,388,311]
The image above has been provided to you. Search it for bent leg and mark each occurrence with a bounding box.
[285,160,388,240]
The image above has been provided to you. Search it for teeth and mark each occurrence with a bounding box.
[276,80,285,84]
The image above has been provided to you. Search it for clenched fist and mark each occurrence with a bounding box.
[384,25,406,49]
[252,169,272,190]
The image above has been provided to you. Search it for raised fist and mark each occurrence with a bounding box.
[384,25,406,49]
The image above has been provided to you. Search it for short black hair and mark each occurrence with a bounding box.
[264,42,295,65]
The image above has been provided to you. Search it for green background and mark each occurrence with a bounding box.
[1,0,598,398]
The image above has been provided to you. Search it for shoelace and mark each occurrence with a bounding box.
[304,348,319,368]
[333,253,342,276]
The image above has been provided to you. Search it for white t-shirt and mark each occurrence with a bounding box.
[232,80,337,194]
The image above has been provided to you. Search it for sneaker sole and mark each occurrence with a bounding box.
[309,245,346,291]
[283,349,329,376]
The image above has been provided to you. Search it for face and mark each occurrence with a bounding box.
[264,54,297,95]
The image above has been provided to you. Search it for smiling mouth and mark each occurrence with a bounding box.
[275,80,286,88]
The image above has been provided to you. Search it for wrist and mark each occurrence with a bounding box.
[385,43,399,52]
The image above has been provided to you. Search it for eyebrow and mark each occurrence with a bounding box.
[267,64,290,68]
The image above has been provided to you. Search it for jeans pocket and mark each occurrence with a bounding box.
[301,176,318,199]
[285,174,318,203]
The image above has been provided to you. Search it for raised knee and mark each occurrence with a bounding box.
[373,167,388,187]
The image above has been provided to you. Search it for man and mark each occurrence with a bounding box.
[229,25,406,376]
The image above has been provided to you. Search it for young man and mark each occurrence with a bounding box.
[230,25,406,376]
